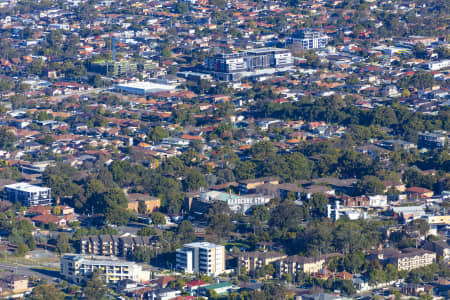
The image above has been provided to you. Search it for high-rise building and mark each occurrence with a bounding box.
[176,242,225,276]
[4,183,52,207]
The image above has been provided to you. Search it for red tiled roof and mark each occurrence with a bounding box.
[186,279,206,287]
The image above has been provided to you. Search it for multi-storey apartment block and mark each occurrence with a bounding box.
[60,254,145,284]
[288,30,328,49]
[4,183,52,207]
[368,248,436,271]
[204,48,293,81]
[238,252,287,275]
[176,242,225,276]
[276,255,326,277]
[78,235,159,258]
[418,131,447,150]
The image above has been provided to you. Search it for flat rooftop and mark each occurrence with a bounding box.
[62,254,137,266]
[4,182,49,192]
[246,47,290,54]
[115,81,176,94]
[183,242,222,249]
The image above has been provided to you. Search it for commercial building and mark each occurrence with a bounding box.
[204,48,293,81]
[115,81,177,95]
[60,254,147,284]
[288,30,328,49]
[199,190,270,214]
[4,183,52,207]
[176,242,225,276]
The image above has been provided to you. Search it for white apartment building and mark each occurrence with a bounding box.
[4,183,52,207]
[60,254,146,284]
[288,30,328,49]
[176,242,225,276]
[428,59,450,71]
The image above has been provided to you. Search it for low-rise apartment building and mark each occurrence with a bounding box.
[78,234,160,257]
[276,255,327,277]
[60,254,146,284]
[0,275,29,296]
[368,248,436,271]
[126,194,161,213]
[238,251,287,275]
[4,183,52,207]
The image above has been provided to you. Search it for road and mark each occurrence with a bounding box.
[0,263,60,283]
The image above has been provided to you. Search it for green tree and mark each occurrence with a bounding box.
[94,188,129,225]
[84,270,107,300]
[283,152,312,180]
[182,168,206,191]
[148,126,168,143]
[138,200,147,215]
[307,193,329,218]
[169,277,186,290]
[206,202,233,240]
[356,176,385,196]
[150,211,166,225]
[234,160,257,180]
[0,127,17,151]
[15,243,29,257]
[249,205,270,222]
[29,284,65,300]
[175,1,189,13]
[55,233,72,256]
[269,200,303,231]
[161,46,172,58]
[177,220,196,244]
[137,227,156,236]
[412,42,427,59]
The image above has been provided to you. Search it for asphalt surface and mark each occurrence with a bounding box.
[0,263,60,283]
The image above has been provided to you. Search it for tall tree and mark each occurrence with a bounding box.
[0,127,17,151]
[29,285,65,300]
[269,200,303,231]
[84,270,107,300]
[55,233,72,256]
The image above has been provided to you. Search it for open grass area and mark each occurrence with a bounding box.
[0,252,59,268]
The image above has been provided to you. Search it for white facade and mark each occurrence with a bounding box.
[4,183,52,207]
[176,242,225,276]
[60,254,145,284]
[115,81,176,95]
[428,60,450,71]
[199,190,270,213]
[327,201,366,221]
[289,30,328,49]
[369,195,388,207]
